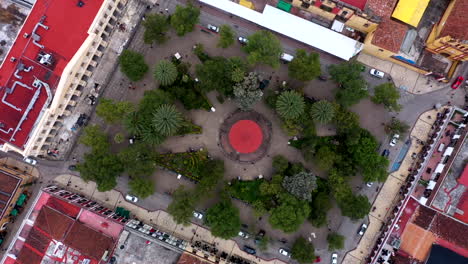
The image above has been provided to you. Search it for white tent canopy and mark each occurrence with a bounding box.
[198,0,363,60]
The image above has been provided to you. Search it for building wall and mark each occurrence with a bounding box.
[290,0,378,33]
[1,0,128,157]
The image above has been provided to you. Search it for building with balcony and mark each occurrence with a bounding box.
[0,0,127,158]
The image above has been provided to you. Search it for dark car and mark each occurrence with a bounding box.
[243,245,256,255]
[381,149,390,157]
[254,230,265,245]
[259,79,270,90]
[68,165,77,171]
[318,75,328,81]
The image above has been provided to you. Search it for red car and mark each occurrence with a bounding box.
[451,76,464,89]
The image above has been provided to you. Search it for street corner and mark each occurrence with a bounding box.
[389,64,419,93]
[357,53,393,73]
[412,74,445,94]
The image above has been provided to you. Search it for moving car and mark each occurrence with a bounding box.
[451,76,464,89]
[242,245,256,255]
[125,194,138,203]
[278,248,291,257]
[358,223,368,236]
[193,211,204,220]
[389,134,400,147]
[331,253,338,264]
[369,68,385,78]
[238,36,248,45]
[23,157,37,166]
[207,24,219,33]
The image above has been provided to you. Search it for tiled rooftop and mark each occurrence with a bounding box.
[341,0,368,10]
[365,0,398,18]
[371,17,408,53]
[439,0,468,40]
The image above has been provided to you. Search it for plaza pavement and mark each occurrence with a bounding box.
[53,174,289,264]
[342,107,448,264]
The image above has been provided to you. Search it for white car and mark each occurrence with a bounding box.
[207,24,219,33]
[331,253,338,264]
[389,134,400,147]
[23,157,37,166]
[238,36,248,45]
[358,223,368,236]
[366,182,374,187]
[125,194,138,203]
[369,68,385,78]
[193,211,203,220]
[278,248,291,257]
[238,230,249,239]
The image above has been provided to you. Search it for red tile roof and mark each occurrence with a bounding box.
[177,253,213,264]
[371,17,408,53]
[0,0,103,149]
[341,0,368,10]
[365,0,398,17]
[458,163,468,186]
[35,205,74,241]
[439,0,468,40]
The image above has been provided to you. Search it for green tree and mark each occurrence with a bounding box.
[231,67,245,83]
[269,193,310,233]
[309,192,331,227]
[259,174,284,196]
[272,155,289,174]
[282,171,317,201]
[154,60,178,86]
[80,125,110,153]
[333,104,360,134]
[195,56,246,96]
[338,194,371,220]
[124,111,145,135]
[372,83,401,112]
[114,133,124,144]
[170,4,200,36]
[315,145,338,171]
[119,50,148,81]
[310,100,335,124]
[140,126,166,145]
[129,177,155,198]
[118,143,156,178]
[291,237,315,264]
[329,61,364,84]
[205,197,241,239]
[252,200,268,217]
[335,78,368,108]
[218,24,235,48]
[77,150,123,192]
[96,98,134,124]
[197,159,224,194]
[167,186,198,225]
[142,14,170,44]
[327,232,345,251]
[152,104,183,136]
[243,30,282,68]
[233,72,263,110]
[385,118,410,135]
[288,49,321,81]
[276,91,305,120]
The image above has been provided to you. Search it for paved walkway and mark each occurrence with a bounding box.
[53,174,289,264]
[342,107,449,264]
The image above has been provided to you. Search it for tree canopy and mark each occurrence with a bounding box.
[129,177,155,198]
[310,100,335,124]
[276,91,305,120]
[142,14,170,44]
[327,232,345,251]
[170,4,200,36]
[154,60,178,86]
[118,143,156,178]
[243,30,282,68]
[385,118,410,135]
[152,104,183,136]
[96,98,134,124]
[218,25,235,48]
[372,83,401,112]
[329,62,368,107]
[288,49,321,81]
[282,171,317,201]
[79,125,110,153]
[205,198,241,239]
[291,237,315,264]
[233,72,263,110]
[269,193,311,233]
[119,50,148,81]
[77,150,123,192]
[167,186,198,226]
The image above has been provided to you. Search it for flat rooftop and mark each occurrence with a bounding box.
[0,0,103,149]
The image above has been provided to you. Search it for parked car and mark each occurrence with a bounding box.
[358,223,368,236]
[318,75,328,81]
[389,134,400,147]
[242,245,256,255]
[68,165,77,171]
[238,36,248,45]
[451,76,465,89]
[369,68,385,78]
[366,182,374,187]
[207,24,219,33]
[193,211,204,220]
[280,53,294,63]
[331,253,338,264]
[381,149,390,157]
[238,230,250,239]
[125,194,138,203]
[23,157,37,166]
[279,248,291,257]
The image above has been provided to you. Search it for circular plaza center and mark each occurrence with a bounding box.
[219,110,272,163]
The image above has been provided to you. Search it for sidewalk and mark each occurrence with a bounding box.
[357,53,447,95]
[342,107,448,264]
[53,174,288,264]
